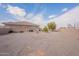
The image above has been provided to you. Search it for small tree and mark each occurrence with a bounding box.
[42,26,48,32]
[47,22,56,31]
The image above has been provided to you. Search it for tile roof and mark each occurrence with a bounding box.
[3,21,39,27]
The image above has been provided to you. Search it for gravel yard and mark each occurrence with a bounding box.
[0,31,79,56]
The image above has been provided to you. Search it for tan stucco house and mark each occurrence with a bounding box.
[58,26,79,32]
[3,21,41,33]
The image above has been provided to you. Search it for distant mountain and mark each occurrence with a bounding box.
[49,6,79,28]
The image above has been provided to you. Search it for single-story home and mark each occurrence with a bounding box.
[58,27,79,32]
[3,21,41,33]
[0,26,10,34]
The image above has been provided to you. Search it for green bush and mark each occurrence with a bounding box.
[42,26,48,32]
[47,22,56,31]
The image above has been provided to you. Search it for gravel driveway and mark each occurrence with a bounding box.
[0,31,79,56]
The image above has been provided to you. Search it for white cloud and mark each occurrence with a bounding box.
[30,13,47,28]
[5,5,46,27]
[48,6,79,29]
[26,13,34,19]
[6,5,27,17]
[48,15,56,19]
[62,8,68,12]
[0,19,18,23]
[5,5,28,21]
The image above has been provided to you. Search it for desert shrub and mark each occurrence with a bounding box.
[42,26,48,32]
[47,22,56,31]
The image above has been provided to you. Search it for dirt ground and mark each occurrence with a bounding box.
[0,31,79,56]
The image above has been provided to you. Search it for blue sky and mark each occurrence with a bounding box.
[0,3,79,27]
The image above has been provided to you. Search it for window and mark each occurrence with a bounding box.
[29,30,33,32]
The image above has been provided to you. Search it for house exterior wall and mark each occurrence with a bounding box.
[59,27,79,32]
[0,27,10,34]
[5,25,40,32]
[27,26,40,32]
[5,25,27,32]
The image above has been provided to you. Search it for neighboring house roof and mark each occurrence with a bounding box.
[3,21,39,27]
